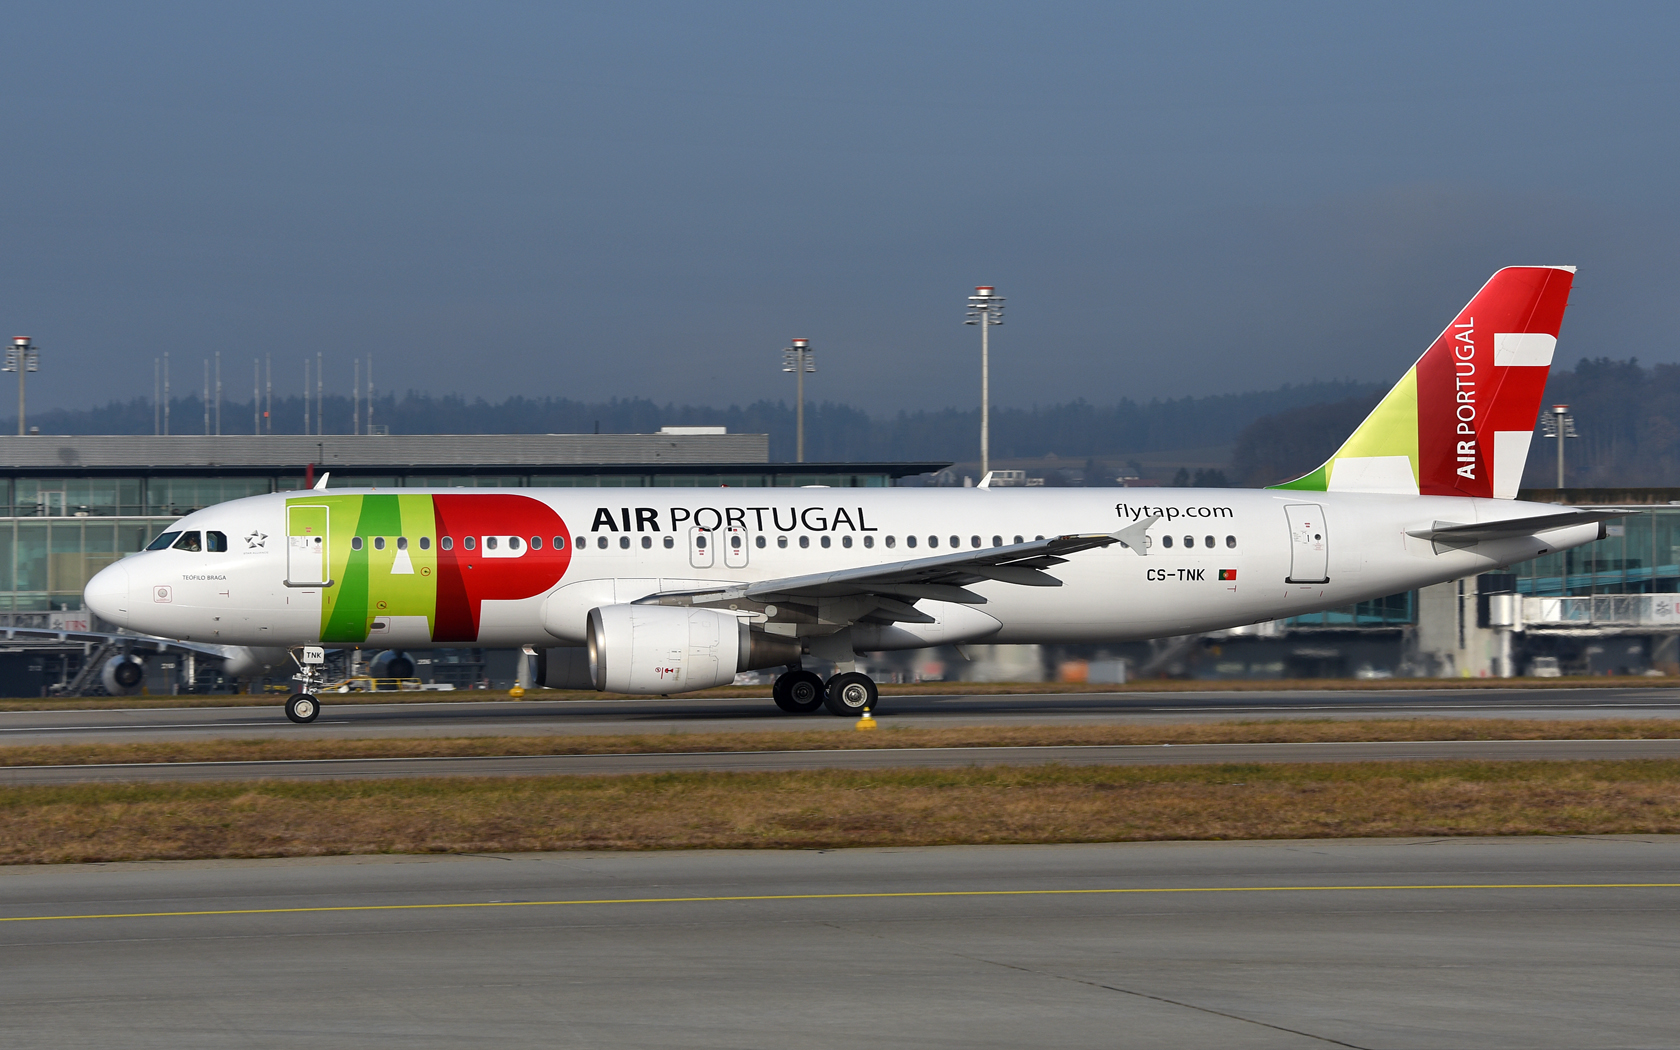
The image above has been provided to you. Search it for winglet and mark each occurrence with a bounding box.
[977,471,995,489]
[312,472,331,490]
[1111,514,1159,556]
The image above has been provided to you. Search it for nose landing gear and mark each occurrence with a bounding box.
[285,646,327,725]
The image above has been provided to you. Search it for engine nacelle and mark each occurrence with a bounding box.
[370,649,416,679]
[101,654,146,695]
[585,604,800,694]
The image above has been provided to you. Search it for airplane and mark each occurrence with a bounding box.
[83,266,1618,723]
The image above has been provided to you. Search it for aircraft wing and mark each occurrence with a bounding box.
[636,532,1124,617]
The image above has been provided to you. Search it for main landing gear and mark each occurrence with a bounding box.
[772,668,879,717]
[285,646,326,724]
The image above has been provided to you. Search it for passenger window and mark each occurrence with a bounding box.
[206,531,228,552]
[465,536,477,551]
[441,536,453,551]
[1226,535,1236,548]
[777,535,788,548]
[755,535,766,548]
[1013,535,1023,544]
[398,536,409,550]
[352,536,364,551]
[970,536,980,548]
[641,536,652,549]
[420,536,431,550]
[992,536,1001,547]
[696,535,707,550]
[1183,536,1193,548]
[798,535,809,548]
[147,531,182,551]
[1162,535,1174,548]
[842,535,853,548]
[173,531,202,552]
[374,536,386,551]
[530,536,541,550]
[906,536,916,548]
[864,535,874,548]
[554,536,565,550]
[820,535,831,548]
[731,534,742,549]
[885,535,896,548]
[508,536,521,550]
[619,536,630,549]
[662,536,673,549]
[1204,536,1214,548]
[485,537,498,550]
[928,536,939,548]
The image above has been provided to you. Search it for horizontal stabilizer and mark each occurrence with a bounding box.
[1406,509,1625,546]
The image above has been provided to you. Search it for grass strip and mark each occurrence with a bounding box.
[6,718,1680,768]
[1,759,1677,865]
[3,674,1673,712]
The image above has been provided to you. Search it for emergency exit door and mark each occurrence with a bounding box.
[1285,504,1329,583]
[286,505,332,586]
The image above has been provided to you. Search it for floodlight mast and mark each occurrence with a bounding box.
[1541,403,1579,488]
[782,338,815,463]
[965,286,1004,477]
[4,338,39,437]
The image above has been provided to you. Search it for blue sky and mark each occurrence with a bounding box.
[4,2,1677,413]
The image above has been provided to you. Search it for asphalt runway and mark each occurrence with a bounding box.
[3,686,1680,748]
[2,837,1675,1049]
[7,737,1680,786]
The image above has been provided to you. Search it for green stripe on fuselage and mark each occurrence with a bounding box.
[303,493,439,644]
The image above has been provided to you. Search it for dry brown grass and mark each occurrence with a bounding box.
[3,674,1674,712]
[4,718,1679,768]
[2,760,1677,865]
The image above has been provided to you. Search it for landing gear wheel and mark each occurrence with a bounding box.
[285,693,321,724]
[824,672,878,716]
[773,670,827,714]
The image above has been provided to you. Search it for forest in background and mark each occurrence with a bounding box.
[6,359,1674,487]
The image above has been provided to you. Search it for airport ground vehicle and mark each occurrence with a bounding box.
[84,267,1613,722]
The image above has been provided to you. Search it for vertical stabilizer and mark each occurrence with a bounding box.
[1272,266,1574,498]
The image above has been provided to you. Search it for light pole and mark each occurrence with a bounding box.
[4,337,39,436]
[1541,403,1579,488]
[965,286,1004,478]
[782,338,815,463]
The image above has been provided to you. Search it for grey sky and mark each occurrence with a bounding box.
[4,2,1677,416]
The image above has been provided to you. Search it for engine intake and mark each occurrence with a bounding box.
[579,604,800,694]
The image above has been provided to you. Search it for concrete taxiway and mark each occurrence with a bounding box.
[6,737,1680,786]
[2,836,1675,1048]
[2,686,1679,748]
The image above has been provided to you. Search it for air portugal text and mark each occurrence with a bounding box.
[1455,318,1477,481]
[590,505,880,533]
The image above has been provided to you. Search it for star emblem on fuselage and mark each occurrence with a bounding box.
[245,530,268,549]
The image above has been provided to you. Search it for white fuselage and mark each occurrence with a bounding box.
[84,486,1595,652]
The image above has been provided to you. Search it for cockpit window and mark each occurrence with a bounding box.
[147,531,182,551]
[206,531,228,552]
[172,531,203,552]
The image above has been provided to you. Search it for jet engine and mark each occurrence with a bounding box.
[370,650,416,680]
[584,605,799,694]
[100,654,146,695]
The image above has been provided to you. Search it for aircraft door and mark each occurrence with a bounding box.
[724,526,749,568]
[1284,504,1328,583]
[688,526,714,569]
[286,505,332,586]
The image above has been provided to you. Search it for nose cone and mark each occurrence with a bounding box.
[84,562,130,628]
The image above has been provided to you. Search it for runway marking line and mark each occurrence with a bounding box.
[5,883,1677,924]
